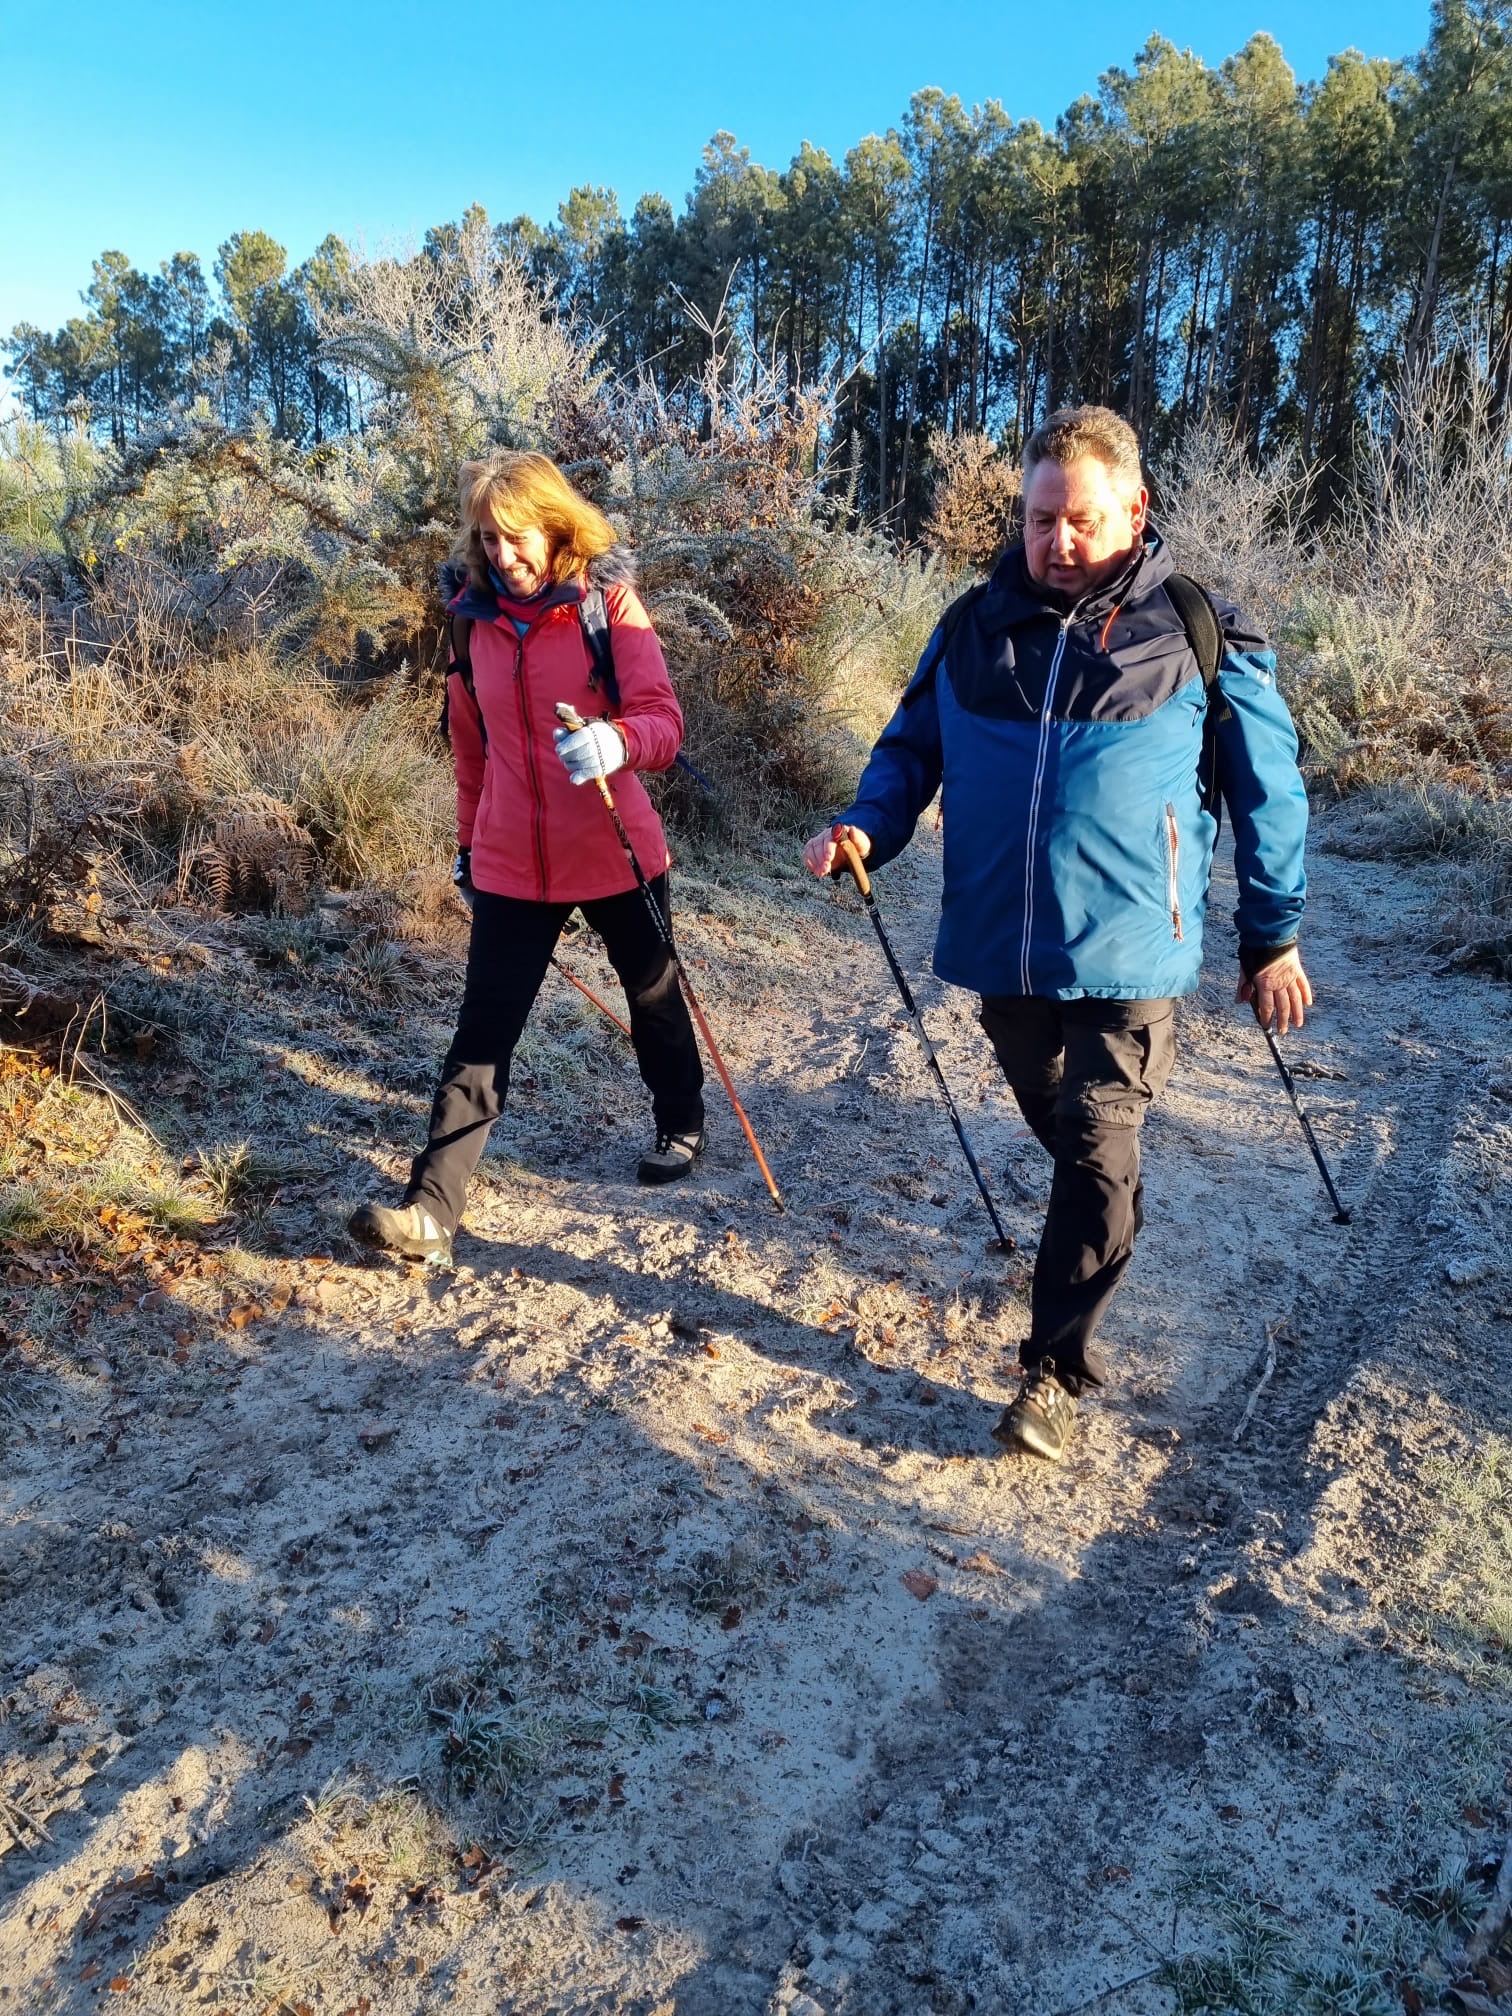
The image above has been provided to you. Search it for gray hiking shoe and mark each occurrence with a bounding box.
[637,1128,705,1185]
[348,1200,452,1264]
[992,1364,1078,1462]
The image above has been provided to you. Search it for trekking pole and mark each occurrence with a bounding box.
[554,704,785,1212]
[830,835,1014,1253]
[551,957,632,1038]
[1259,1021,1351,1225]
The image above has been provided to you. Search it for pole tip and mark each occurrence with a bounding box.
[1334,1210,1352,1226]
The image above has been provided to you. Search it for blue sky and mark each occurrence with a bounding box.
[2,0,1433,340]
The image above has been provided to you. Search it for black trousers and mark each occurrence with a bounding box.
[407,876,705,1230]
[979,995,1176,1392]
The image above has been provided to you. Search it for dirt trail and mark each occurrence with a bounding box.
[2,824,1510,2015]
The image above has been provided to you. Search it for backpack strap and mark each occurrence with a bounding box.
[440,612,484,748]
[901,580,990,709]
[1165,571,1229,815]
[577,587,620,707]
[1164,572,1224,693]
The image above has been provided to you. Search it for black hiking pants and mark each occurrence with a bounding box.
[978,995,1176,1393]
[406,877,704,1231]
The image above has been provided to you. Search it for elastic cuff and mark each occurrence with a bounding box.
[1239,941,1298,979]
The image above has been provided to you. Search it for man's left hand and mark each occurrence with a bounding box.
[1237,949,1313,1035]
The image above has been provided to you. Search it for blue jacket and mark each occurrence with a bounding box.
[842,529,1307,1001]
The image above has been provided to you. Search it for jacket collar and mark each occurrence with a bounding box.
[448,574,585,625]
[978,523,1173,633]
[443,542,637,623]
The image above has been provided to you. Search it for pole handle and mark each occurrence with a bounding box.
[554,701,616,808]
[834,832,871,899]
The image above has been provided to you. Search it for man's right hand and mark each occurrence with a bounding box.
[803,823,872,880]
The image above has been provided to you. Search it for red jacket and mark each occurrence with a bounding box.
[446,552,683,904]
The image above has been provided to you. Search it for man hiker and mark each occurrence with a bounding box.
[803,404,1311,1462]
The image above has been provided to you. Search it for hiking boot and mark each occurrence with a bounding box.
[992,1364,1078,1462]
[348,1200,452,1264]
[637,1128,705,1185]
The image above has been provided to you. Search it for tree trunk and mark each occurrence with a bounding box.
[897,190,937,517]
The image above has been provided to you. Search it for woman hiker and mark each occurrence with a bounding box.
[349,452,706,1267]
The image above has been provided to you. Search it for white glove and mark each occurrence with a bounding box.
[553,716,626,787]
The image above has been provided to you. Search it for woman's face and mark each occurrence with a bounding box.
[480,515,552,597]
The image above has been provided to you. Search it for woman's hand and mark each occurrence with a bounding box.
[554,716,627,787]
[803,823,872,879]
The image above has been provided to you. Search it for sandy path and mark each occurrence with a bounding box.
[2,825,1510,2014]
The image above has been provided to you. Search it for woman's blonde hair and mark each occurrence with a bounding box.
[455,451,617,591]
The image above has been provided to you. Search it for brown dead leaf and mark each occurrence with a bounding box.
[692,1423,728,1444]
[702,1341,720,1358]
[900,1569,938,1601]
[82,1869,165,1938]
[256,1617,277,1645]
[720,1604,743,1630]
[108,1978,133,1993]
[608,1772,627,1805]
[961,1550,1003,1577]
[79,1964,102,1983]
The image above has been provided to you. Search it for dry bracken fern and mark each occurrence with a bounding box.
[182,794,322,915]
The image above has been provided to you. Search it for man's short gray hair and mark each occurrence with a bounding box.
[1023,405,1144,497]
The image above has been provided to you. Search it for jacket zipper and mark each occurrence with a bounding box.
[1020,612,1072,993]
[507,608,561,903]
[1165,801,1184,940]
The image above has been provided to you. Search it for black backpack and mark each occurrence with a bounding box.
[917,570,1230,814]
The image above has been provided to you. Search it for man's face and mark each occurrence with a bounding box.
[1022,453,1148,600]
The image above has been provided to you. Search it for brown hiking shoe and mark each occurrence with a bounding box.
[348,1201,452,1264]
[992,1364,1078,1462]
